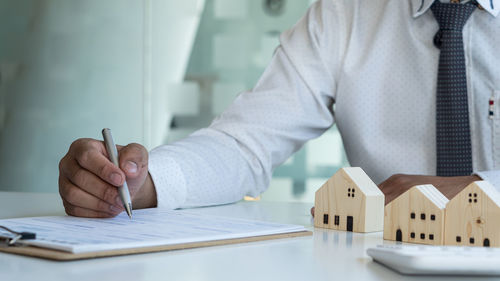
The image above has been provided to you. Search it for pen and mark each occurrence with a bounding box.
[102,128,133,219]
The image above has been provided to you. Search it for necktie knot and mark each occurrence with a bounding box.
[431,1,476,31]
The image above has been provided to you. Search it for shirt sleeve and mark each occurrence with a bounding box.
[148,0,343,209]
[474,170,500,190]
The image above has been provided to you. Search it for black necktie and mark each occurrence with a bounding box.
[431,1,476,177]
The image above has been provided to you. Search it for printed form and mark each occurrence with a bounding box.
[0,209,306,253]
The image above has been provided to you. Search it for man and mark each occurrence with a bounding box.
[59,0,500,218]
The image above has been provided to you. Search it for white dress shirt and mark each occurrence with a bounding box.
[148,0,500,209]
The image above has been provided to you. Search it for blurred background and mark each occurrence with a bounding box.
[0,0,348,203]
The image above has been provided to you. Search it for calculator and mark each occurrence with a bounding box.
[367,244,500,276]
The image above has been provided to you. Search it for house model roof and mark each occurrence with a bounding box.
[415,184,448,209]
[343,167,383,197]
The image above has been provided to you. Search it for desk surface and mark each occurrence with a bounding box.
[0,192,498,281]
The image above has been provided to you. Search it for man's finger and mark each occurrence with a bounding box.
[61,158,120,206]
[73,147,125,187]
[63,200,116,218]
[59,178,122,215]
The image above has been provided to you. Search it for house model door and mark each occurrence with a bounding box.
[347,216,354,232]
[396,229,402,242]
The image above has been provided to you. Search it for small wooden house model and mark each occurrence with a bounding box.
[384,184,448,245]
[444,181,500,247]
[314,167,384,233]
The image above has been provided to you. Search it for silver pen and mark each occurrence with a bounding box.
[102,128,133,219]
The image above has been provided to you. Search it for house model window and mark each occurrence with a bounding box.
[347,188,355,198]
[468,193,478,203]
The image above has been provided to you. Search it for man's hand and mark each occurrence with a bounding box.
[310,174,481,217]
[379,174,481,205]
[58,138,157,218]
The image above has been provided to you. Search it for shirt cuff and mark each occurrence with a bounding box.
[148,146,187,209]
[474,170,500,191]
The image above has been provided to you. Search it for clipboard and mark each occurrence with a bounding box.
[0,230,312,261]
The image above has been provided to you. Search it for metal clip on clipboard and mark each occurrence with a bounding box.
[0,225,36,246]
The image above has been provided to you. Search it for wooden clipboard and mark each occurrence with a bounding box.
[0,230,312,261]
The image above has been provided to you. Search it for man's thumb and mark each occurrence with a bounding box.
[118,143,148,179]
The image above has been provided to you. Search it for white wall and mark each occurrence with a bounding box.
[0,0,204,192]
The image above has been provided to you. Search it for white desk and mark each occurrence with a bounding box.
[0,192,497,281]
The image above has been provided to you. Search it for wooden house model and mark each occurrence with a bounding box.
[444,181,500,247]
[384,184,448,245]
[314,167,384,233]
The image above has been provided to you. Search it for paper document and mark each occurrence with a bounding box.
[0,209,306,253]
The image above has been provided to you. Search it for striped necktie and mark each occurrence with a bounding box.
[431,1,476,176]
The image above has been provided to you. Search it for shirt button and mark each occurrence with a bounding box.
[433,31,443,49]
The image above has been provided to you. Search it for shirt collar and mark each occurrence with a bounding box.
[411,0,500,17]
